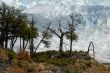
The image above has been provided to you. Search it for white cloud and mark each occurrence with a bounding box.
[2,0,13,5]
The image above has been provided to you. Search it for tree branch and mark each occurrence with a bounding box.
[43,22,61,38]
[58,21,64,33]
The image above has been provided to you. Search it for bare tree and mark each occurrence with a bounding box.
[87,41,95,59]
[46,21,67,53]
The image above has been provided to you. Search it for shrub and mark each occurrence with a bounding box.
[17,50,31,62]
[46,50,59,57]
[32,50,91,66]
[48,58,76,66]
[84,61,92,67]
[33,54,48,62]
[7,49,16,59]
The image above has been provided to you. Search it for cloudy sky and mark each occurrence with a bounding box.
[2,0,110,18]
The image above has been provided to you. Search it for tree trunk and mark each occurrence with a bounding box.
[34,36,45,53]
[23,37,25,49]
[5,22,8,49]
[59,34,64,52]
[10,33,14,50]
[70,38,73,56]
[70,30,73,56]
[30,37,34,56]
[20,37,21,52]
[12,37,17,50]
[0,21,4,48]
[24,40,29,50]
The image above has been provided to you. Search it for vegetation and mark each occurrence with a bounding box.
[0,3,82,57]
[0,3,51,57]
[7,49,17,59]
[0,49,109,73]
[32,50,90,66]
[0,2,109,73]
[66,14,81,56]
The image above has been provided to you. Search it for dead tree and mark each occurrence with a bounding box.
[87,41,95,59]
[46,22,67,52]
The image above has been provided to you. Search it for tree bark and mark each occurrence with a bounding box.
[23,37,25,49]
[34,36,45,53]
[5,22,8,49]
[70,29,73,56]
[20,37,21,52]
[11,37,17,50]
[24,40,29,50]
[59,33,64,52]
[0,21,4,48]
[70,38,73,56]
[30,37,34,56]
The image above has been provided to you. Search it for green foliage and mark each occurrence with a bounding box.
[46,50,58,56]
[66,31,78,41]
[48,58,76,66]
[42,31,52,39]
[42,40,50,48]
[0,3,38,38]
[32,52,48,62]
[21,26,38,40]
[31,27,38,38]
[32,50,89,66]
[41,30,52,48]
[7,49,16,59]
[66,22,78,41]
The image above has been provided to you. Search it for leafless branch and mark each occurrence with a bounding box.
[43,22,61,38]
[58,21,64,33]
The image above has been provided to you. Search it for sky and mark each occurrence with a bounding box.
[1,0,110,18]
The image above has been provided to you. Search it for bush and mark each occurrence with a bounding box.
[85,61,92,67]
[34,55,48,62]
[46,50,59,58]
[32,50,91,66]
[7,49,16,59]
[48,58,76,66]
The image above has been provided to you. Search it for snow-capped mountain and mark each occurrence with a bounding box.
[1,0,110,63]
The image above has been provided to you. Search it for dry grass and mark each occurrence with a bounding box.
[0,49,8,60]
[17,50,32,62]
[86,64,110,73]
[8,66,26,73]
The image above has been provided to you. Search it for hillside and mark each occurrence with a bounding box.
[0,49,110,73]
